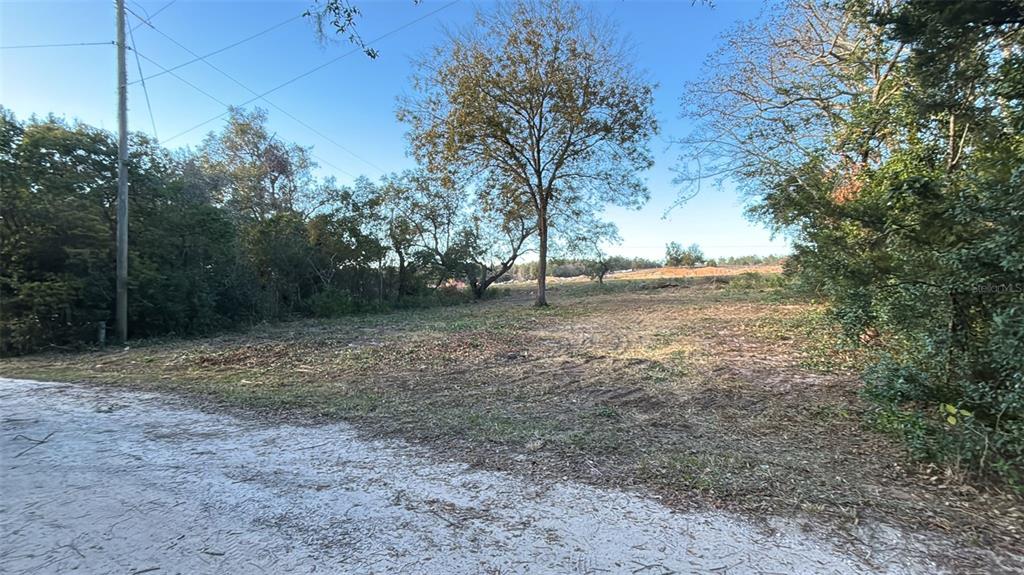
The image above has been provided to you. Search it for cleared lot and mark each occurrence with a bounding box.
[2,276,1021,571]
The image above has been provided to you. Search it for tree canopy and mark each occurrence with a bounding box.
[398,0,658,305]
[0,107,510,354]
[680,0,1024,482]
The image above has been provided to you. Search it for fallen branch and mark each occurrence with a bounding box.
[296,441,331,451]
[12,431,55,458]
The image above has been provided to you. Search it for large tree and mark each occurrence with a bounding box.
[398,0,657,305]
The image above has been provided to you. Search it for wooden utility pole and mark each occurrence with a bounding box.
[115,0,129,343]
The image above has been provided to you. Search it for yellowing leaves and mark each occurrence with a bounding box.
[940,403,974,426]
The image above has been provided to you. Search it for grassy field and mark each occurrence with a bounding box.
[2,271,1021,557]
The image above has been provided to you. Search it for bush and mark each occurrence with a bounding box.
[725,272,789,291]
[308,288,359,317]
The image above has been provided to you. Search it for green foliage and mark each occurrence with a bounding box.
[605,255,663,272]
[725,272,789,291]
[713,254,787,266]
[665,242,705,267]
[399,0,658,305]
[308,287,358,317]
[0,107,510,354]
[509,255,661,281]
[0,111,260,352]
[684,0,1024,483]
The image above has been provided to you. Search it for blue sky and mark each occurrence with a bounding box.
[0,0,790,260]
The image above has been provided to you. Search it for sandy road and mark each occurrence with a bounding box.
[0,378,937,574]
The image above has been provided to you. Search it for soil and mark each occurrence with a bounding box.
[0,378,949,574]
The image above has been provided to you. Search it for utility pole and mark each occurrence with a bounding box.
[115,0,129,343]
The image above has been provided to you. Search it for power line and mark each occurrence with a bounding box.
[126,6,383,174]
[128,14,302,86]
[132,49,230,111]
[127,24,159,139]
[131,0,176,32]
[130,46,358,179]
[0,41,113,50]
[149,0,177,20]
[163,0,460,144]
[129,0,152,20]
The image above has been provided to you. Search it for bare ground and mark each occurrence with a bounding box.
[0,377,942,574]
[1,276,1021,572]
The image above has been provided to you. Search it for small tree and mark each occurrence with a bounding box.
[382,171,533,299]
[465,202,535,298]
[399,0,657,306]
[564,219,620,285]
[375,172,427,299]
[666,242,704,267]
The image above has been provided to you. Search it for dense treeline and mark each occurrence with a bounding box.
[0,107,540,354]
[508,256,662,282]
[683,0,1024,482]
[710,254,787,267]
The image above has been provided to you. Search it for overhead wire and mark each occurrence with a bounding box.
[127,23,159,139]
[128,13,303,85]
[0,41,113,50]
[0,2,172,50]
[131,0,176,32]
[161,0,460,144]
[148,0,177,20]
[126,5,383,174]
[131,49,231,112]
[128,0,152,20]
[130,46,357,179]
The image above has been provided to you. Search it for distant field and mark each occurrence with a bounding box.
[518,264,785,285]
[610,264,783,280]
[1,271,1019,565]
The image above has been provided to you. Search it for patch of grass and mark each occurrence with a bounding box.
[750,305,869,373]
[639,452,724,494]
[588,405,621,420]
[409,407,565,446]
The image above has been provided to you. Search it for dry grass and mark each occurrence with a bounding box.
[609,264,784,280]
[2,272,1021,566]
[526,264,784,285]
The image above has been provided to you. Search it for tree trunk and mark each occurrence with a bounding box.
[471,264,493,300]
[378,257,385,306]
[945,291,972,387]
[471,280,485,299]
[396,250,406,300]
[535,216,548,306]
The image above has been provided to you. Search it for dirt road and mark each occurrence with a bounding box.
[1,377,937,574]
